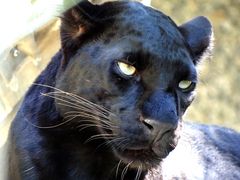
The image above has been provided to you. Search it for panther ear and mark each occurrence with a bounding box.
[59,0,102,66]
[179,16,214,64]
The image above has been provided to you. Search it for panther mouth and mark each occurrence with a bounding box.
[121,148,152,159]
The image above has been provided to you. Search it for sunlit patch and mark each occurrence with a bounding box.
[72,25,86,39]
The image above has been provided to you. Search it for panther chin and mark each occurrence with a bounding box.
[113,141,177,169]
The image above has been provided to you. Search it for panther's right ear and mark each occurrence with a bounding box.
[59,1,103,66]
[179,16,214,64]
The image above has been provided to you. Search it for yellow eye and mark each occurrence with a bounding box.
[178,80,193,90]
[117,61,136,76]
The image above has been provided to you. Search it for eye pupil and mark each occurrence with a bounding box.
[117,61,136,76]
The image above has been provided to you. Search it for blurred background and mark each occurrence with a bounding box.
[0,0,239,165]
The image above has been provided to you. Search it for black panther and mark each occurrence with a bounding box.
[8,1,240,179]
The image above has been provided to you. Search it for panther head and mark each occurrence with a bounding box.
[55,1,213,169]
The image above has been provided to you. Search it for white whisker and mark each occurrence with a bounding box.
[84,134,116,144]
[121,161,132,180]
[116,160,123,179]
[135,164,142,180]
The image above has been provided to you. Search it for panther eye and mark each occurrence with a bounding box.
[117,61,136,76]
[178,80,195,91]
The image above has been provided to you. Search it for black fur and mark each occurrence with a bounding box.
[8,1,240,180]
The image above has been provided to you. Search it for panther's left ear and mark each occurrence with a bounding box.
[179,16,214,64]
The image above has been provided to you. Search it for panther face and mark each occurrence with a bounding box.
[55,1,212,169]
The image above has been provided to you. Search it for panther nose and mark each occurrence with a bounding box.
[141,89,179,140]
[141,117,177,140]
